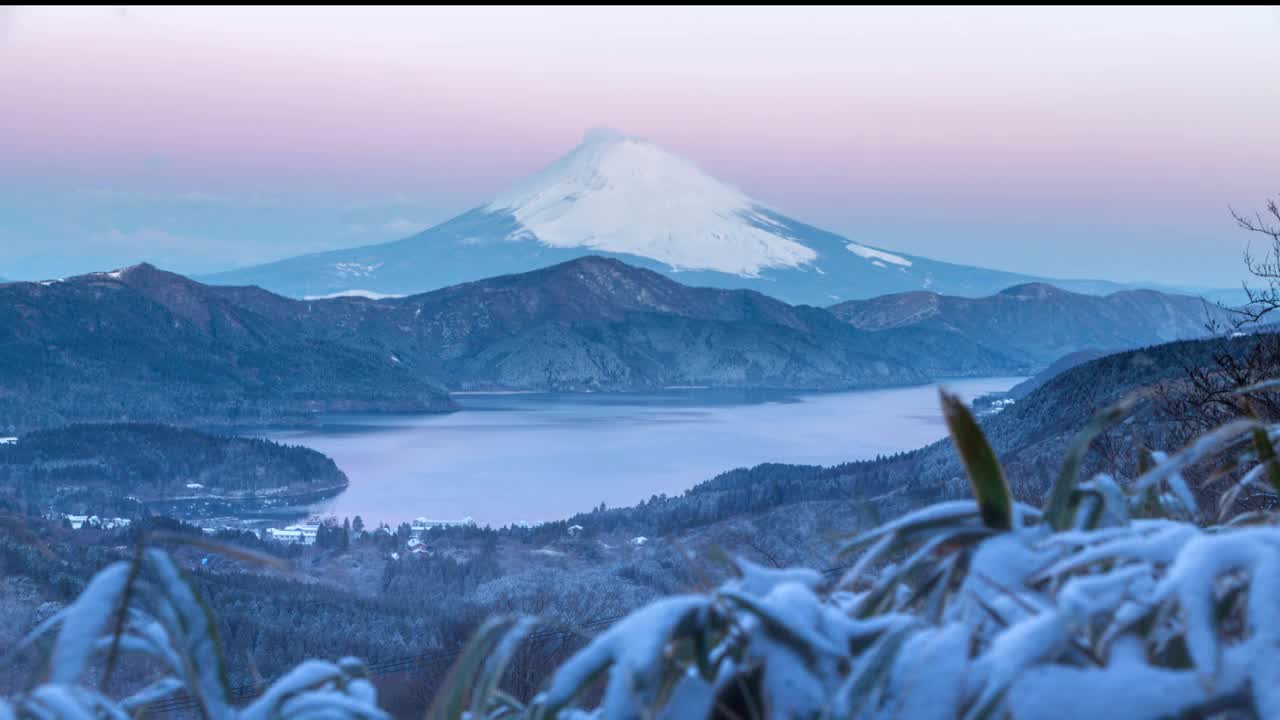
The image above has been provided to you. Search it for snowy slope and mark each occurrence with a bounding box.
[203,128,1141,304]
[487,127,816,276]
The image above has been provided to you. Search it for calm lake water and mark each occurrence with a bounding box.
[258,377,1024,527]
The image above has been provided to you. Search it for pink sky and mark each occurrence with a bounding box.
[2,6,1278,284]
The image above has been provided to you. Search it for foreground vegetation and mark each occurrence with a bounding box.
[6,381,1280,719]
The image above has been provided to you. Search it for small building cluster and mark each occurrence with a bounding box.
[248,514,478,551]
[986,398,1016,414]
[63,515,131,531]
[55,511,484,552]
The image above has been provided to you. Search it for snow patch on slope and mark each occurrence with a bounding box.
[331,262,384,278]
[486,128,817,277]
[304,289,406,301]
[847,243,913,267]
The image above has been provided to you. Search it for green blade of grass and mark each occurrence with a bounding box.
[940,389,1012,532]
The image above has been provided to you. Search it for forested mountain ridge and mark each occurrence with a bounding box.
[829,281,1230,365]
[0,269,456,432]
[0,423,348,516]
[2,256,1231,434]
[0,258,1035,432]
[301,255,1028,390]
[1001,348,1113,400]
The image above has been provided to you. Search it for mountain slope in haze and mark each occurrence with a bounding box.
[1000,349,1112,400]
[978,348,1114,411]
[0,269,455,432]
[203,128,1139,305]
[829,282,1230,366]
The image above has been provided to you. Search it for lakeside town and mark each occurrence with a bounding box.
[55,512,658,558]
[59,513,480,547]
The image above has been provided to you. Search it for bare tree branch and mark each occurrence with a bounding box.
[1221,196,1280,327]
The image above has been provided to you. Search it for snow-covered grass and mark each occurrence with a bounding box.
[419,391,1280,718]
[3,546,385,719]
[7,389,1280,718]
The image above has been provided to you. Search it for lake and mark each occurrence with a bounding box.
[259,377,1024,528]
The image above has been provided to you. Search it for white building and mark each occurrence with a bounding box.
[266,528,304,543]
[410,516,477,536]
[264,523,320,545]
[290,524,320,543]
[568,524,584,537]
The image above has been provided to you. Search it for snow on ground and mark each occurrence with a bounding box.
[847,243,913,267]
[487,127,817,277]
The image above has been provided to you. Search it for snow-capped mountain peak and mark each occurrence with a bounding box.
[203,128,1144,304]
[486,128,817,277]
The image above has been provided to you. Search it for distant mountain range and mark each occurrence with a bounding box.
[0,256,1235,432]
[288,254,1021,390]
[202,128,1211,305]
[829,282,1233,366]
[0,258,1025,432]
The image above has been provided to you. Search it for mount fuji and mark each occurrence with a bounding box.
[204,128,1129,304]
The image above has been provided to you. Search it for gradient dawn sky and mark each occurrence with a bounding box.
[2,5,1278,287]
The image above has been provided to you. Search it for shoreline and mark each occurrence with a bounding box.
[265,375,1028,529]
[137,480,350,520]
